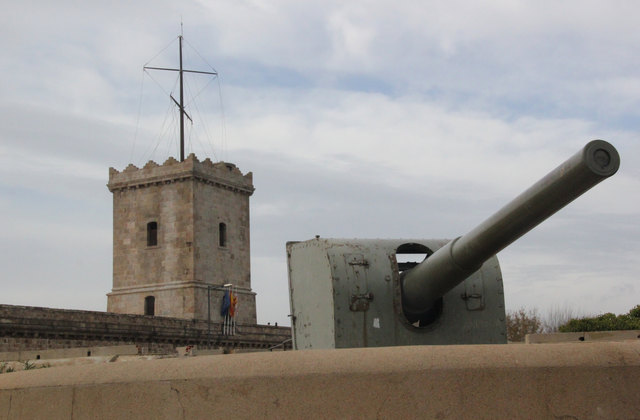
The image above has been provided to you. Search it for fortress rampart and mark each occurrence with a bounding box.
[0,305,291,355]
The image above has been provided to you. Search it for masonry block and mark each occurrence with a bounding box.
[107,155,256,324]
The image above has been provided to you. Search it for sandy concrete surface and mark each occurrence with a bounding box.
[1,342,639,419]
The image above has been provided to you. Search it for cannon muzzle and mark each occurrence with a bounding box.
[401,140,620,321]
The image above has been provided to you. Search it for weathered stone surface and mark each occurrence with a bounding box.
[107,155,256,324]
[0,305,291,355]
[0,345,138,362]
[526,330,640,344]
[1,342,639,419]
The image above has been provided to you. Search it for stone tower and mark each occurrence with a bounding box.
[106,154,257,325]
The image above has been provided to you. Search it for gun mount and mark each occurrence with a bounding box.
[287,140,620,349]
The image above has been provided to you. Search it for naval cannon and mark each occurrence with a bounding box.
[287,140,620,349]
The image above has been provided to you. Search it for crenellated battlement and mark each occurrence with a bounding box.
[107,151,257,323]
[108,153,254,195]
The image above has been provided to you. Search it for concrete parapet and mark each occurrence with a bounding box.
[1,342,638,419]
[0,344,139,362]
[526,329,640,344]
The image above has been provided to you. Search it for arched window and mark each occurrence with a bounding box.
[219,222,227,247]
[144,296,155,316]
[147,221,158,247]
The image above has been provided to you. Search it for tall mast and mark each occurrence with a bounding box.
[179,35,185,162]
[144,34,218,162]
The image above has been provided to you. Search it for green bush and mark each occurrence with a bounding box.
[559,305,640,332]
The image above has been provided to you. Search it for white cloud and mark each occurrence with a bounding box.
[1,0,639,327]
[222,86,628,203]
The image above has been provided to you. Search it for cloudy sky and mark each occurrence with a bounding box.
[1,1,638,326]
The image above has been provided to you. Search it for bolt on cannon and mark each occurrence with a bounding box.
[287,140,620,349]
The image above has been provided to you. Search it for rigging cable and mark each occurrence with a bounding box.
[143,68,175,99]
[130,67,147,164]
[216,76,228,162]
[183,37,218,74]
[184,71,218,161]
[137,35,225,163]
[139,71,180,161]
[184,76,195,158]
[143,36,179,68]
[181,39,223,161]
[144,97,177,162]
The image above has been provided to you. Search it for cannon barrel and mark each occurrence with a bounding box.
[401,140,620,320]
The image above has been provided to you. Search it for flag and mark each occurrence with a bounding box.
[220,290,230,317]
[229,291,238,317]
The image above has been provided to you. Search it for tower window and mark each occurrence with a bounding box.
[219,222,227,247]
[144,296,155,316]
[147,222,158,247]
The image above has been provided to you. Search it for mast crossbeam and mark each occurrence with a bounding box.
[144,66,217,76]
[144,35,217,161]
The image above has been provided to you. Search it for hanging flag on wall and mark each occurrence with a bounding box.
[221,284,237,336]
[229,291,238,318]
[220,290,231,317]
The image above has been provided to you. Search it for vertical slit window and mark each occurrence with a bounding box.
[219,222,227,247]
[147,221,158,247]
[145,296,155,316]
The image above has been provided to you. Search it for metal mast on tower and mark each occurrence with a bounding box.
[144,35,218,161]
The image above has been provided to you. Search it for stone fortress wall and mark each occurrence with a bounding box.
[0,304,291,355]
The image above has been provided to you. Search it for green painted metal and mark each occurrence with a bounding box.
[287,140,620,349]
[288,238,506,349]
[401,140,620,321]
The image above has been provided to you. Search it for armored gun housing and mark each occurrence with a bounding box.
[287,140,620,349]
